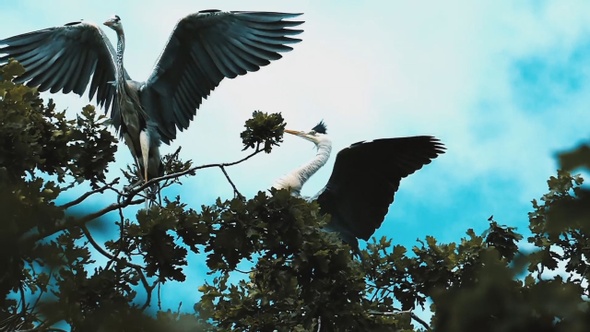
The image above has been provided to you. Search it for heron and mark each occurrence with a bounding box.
[273,121,445,252]
[0,10,303,185]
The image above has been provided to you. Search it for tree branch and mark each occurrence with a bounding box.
[219,165,243,199]
[128,144,263,197]
[22,198,144,244]
[29,267,52,313]
[23,145,262,245]
[105,206,127,272]
[80,226,154,310]
[59,178,120,209]
[369,310,431,331]
[80,226,141,271]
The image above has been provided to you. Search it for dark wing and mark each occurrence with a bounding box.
[316,136,445,242]
[140,10,303,144]
[0,21,120,115]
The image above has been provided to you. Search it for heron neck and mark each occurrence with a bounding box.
[298,143,332,187]
[115,31,126,89]
[286,141,332,195]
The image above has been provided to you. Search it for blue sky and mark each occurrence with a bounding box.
[2,0,590,318]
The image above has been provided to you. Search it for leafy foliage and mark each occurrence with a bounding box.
[1,61,590,331]
[240,111,285,153]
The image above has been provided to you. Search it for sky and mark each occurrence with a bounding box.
[2,0,590,321]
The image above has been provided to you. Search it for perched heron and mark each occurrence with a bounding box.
[273,121,445,252]
[0,10,303,183]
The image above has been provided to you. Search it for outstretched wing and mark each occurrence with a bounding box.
[140,10,303,144]
[0,21,119,114]
[316,136,445,242]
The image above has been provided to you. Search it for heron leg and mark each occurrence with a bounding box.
[139,130,150,182]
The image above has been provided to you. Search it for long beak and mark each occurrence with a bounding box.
[104,20,114,27]
[284,129,304,136]
[284,129,319,144]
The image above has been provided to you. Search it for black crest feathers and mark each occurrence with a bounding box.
[311,120,327,134]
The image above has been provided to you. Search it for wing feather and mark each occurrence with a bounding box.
[317,136,446,241]
[141,10,303,143]
[0,21,119,114]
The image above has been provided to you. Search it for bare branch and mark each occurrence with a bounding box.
[234,268,254,274]
[219,165,243,199]
[22,198,144,244]
[74,198,145,227]
[23,144,262,246]
[138,269,156,310]
[105,206,127,271]
[410,312,431,331]
[129,144,263,197]
[80,226,140,271]
[80,226,154,310]
[59,178,120,209]
[157,282,162,310]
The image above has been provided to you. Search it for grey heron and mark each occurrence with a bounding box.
[273,121,445,251]
[0,10,303,183]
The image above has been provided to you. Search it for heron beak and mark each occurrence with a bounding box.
[284,129,320,144]
[284,129,303,136]
[103,20,113,27]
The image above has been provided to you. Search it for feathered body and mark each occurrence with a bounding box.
[0,10,304,182]
[274,121,446,251]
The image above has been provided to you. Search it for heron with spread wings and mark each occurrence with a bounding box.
[273,121,445,252]
[0,10,303,184]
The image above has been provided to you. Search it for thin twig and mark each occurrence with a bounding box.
[139,273,154,311]
[30,267,52,313]
[80,226,154,310]
[366,282,396,302]
[74,198,145,227]
[59,178,120,209]
[23,198,144,246]
[80,226,142,271]
[129,145,262,197]
[316,316,322,332]
[105,205,127,271]
[219,165,243,199]
[23,145,261,246]
[157,282,162,310]
[235,268,253,274]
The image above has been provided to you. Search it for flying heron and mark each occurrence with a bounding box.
[273,121,446,252]
[0,10,303,184]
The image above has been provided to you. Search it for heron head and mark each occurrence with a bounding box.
[285,120,331,147]
[104,15,123,32]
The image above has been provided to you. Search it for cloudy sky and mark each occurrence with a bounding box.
[2,0,590,317]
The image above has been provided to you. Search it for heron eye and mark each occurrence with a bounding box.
[309,130,316,135]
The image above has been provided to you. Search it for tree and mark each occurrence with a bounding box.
[1,60,589,331]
